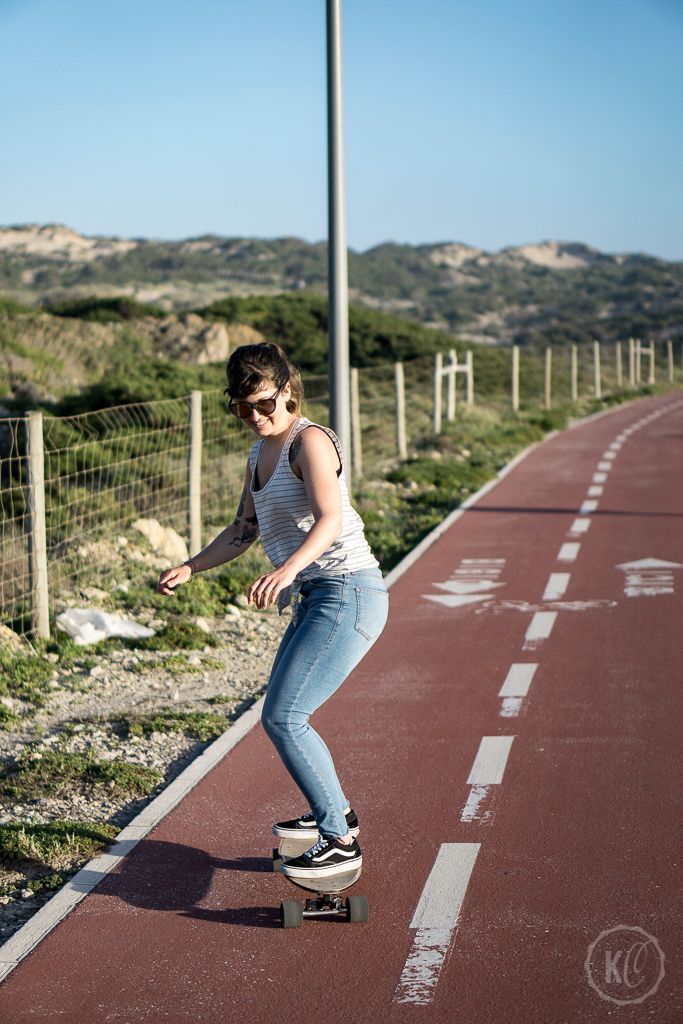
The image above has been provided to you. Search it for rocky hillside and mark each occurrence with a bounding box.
[1,224,681,348]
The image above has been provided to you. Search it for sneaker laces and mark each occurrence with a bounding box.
[304,835,332,858]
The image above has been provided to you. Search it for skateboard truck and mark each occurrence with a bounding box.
[272,837,369,929]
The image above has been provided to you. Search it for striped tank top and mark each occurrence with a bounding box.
[248,415,379,615]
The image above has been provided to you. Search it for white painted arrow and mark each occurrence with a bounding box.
[617,558,683,570]
[617,557,681,597]
[423,593,494,608]
[432,580,505,594]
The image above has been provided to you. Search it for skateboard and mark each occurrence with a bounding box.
[272,835,369,928]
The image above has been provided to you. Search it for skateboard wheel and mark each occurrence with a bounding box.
[345,895,369,923]
[280,900,303,928]
[272,848,283,872]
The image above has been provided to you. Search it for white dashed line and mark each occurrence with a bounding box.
[568,517,591,535]
[543,573,570,600]
[597,462,612,471]
[523,611,557,649]
[558,542,580,562]
[587,485,603,497]
[466,736,515,785]
[499,663,538,697]
[394,844,480,1005]
[498,663,538,716]
[592,472,607,484]
[603,451,617,460]
[579,499,598,514]
[460,735,515,822]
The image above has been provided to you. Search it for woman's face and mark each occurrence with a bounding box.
[239,378,293,436]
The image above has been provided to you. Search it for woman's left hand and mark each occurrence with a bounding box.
[247,565,297,609]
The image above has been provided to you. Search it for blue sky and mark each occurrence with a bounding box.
[1,0,681,259]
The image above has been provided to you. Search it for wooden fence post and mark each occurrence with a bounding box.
[446,349,457,421]
[512,345,519,411]
[571,344,578,402]
[636,339,642,383]
[544,347,552,410]
[616,342,622,388]
[27,410,50,639]
[667,339,674,383]
[466,350,474,404]
[648,342,655,384]
[350,367,362,480]
[629,337,635,386]
[433,352,443,433]
[593,340,602,399]
[394,362,407,460]
[188,390,202,557]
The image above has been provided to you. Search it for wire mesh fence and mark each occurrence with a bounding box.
[1,340,680,640]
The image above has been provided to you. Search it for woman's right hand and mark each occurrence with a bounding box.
[156,563,192,596]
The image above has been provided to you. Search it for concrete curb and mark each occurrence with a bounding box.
[0,388,677,983]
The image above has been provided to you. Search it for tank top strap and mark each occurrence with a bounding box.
[287,418,345,473]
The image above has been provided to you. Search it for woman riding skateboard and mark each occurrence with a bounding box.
[157,341,388,881]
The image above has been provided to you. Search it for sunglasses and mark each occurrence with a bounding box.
[228,382,286,419]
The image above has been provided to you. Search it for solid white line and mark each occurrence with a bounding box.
[499,663,538,697]
[592,472,607,483]
[558,542,580,561]
[587,485,603,497]
[466,736,515,785]
[523,612,557,649]
[394,844,480,1005]
[543,572,570,600]
[568,517,591,535]
[579,499,598,514]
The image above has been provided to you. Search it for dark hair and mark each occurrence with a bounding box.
[224,341,304,415]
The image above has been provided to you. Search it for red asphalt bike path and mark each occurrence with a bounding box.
[1,391,681,1022]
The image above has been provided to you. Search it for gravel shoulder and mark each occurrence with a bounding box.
[0,601,288,945]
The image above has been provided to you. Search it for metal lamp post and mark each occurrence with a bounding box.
[326,0,351,465]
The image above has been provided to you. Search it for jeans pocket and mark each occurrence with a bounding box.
[353,586,389,642]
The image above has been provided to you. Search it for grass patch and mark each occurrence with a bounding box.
[0,748,162,801]
[129,622,219,652]
[0,819,118,874]
[111,709,228,743]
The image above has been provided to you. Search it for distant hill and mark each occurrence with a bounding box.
[1,224,681,349]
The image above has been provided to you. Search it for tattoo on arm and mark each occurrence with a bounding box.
[228,514,258,549]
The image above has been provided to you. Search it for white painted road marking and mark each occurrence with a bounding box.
[423,558,506,609]
[587,485,603,497]
[617,558,682,597]
[543,573,570,600]
[603,451,617,460]
[394,844,480,1005]
[466,736,515,785]
[523,611,557,649]
[499,663,538,697]
[597,461,612,471]
[579,499,598,514]
[592,472,607,483]
[558,542,580,561]
[569,517,591,535]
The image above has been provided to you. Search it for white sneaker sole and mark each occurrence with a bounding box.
[280,855,363,880]
[272,823,360,840]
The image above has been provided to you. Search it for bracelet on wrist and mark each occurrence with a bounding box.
[183,559,198,578]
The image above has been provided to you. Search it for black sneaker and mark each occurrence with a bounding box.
[272,808,359,840]
[280,833,362,880]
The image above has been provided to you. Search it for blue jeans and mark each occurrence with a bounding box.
[261,567,389,838]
